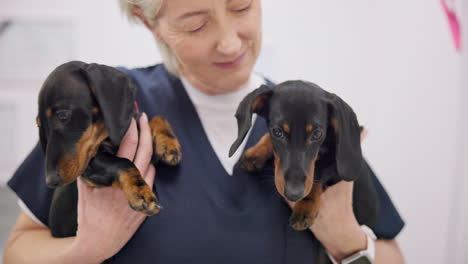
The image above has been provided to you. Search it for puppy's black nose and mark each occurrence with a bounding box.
[284,188,304,202]
[284,168,306,201]
[46,176,62,188]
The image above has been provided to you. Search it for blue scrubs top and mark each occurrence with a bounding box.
[8,64,404,263]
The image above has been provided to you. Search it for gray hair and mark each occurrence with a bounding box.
[118,0,179,75]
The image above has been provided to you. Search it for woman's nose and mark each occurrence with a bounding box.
[216,23,242,56]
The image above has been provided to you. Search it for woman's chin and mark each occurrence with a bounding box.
[216,72,251,92]
[214,65,254,89]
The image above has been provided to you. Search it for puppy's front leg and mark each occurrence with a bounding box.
[116,166,160,215]
[149,116,182,166]
[289,183,323,230]
[240,133,273,171]
[82,152,161,215]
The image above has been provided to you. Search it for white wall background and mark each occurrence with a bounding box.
[452,2,468,263]
[0,0,466,263]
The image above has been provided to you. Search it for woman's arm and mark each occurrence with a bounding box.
[287,179,404,263]
[304,131,404,263]
[3,114,156,264]
[3,212,93,264]
[375,239,404,264]
[307,181,405,264]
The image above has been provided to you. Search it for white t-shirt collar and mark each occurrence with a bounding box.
[180,74,266,175]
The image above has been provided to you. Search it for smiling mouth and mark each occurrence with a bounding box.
[213,51,246,69]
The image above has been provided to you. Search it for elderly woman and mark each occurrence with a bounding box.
[3,0,404,263]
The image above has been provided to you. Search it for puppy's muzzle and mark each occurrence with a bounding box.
[46,170,63,188]
[284,169,306,202]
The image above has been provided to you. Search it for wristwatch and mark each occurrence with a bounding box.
[328,225,377,264]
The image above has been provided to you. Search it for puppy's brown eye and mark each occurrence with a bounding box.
[311,128,323,141]
[272,127,284,138]
[56,110,71,121]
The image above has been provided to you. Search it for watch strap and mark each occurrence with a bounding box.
[327,225,376,264]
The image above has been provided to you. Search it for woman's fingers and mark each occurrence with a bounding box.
[145,164,156,186]
[116,118,139,161]
[76,178,92,224]
[73,114,156,260]
[116,113,154,178]
[134,113,153,176]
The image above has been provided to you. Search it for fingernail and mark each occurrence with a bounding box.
[141,112,148,122]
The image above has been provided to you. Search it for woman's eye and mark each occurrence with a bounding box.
[311,128,323,141]
[56,110,71,121]
[232,0,252,13]
[272,127,284,138]
[235,5,250,12]
[188,23,206,33]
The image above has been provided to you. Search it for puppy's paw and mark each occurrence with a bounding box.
[158,141,181,166]
[289,199,320,230]
[289,210,318,231]
[127,184,161,216]
[239,147,269,172]
[150,116,182,166]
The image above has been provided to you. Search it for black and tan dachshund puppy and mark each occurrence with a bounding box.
[37,61,181,238]
[229,81,379,232]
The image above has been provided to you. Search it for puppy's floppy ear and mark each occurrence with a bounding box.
[80,63,137,145]
[325,92,365,181]
[229,84,273,157]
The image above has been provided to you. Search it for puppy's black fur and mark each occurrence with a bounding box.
[229,81,379,263]
[37,61,181,242]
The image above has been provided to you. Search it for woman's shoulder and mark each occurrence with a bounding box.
[116,63,173,91]
[116,63,180,113]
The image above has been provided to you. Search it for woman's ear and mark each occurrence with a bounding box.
[131,4,168,45]
[153,28,165,43]
[131,5,156,31]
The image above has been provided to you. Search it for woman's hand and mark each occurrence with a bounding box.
[286,182,366,261]
[287,129,369,261]
[309,181,366,260]
[70,113,156,263]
